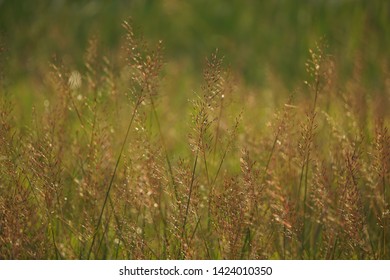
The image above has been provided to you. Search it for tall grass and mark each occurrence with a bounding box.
[0,22,389,259]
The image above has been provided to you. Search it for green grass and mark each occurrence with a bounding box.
[0,1,389,259]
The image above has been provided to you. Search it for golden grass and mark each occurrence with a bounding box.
[0,22,389,260]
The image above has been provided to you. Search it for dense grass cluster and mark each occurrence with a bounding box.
[0,21,389,260]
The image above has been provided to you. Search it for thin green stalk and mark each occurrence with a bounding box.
[189,215,201,243]
[89,91,98,150]
[182,151,198,237]
[148,97,177,257]
[87,94,143,259]
[263,98,292,189]
[178,150,199,258]
[382,173,387,258]
[150,98,178,200]
[68,90,85,128]
[96,210,112,258]
[240,228,252,259]
[202,230,212,259]
[107,195,129,259]
[283,225,286,260]
[212,96,224,159]
[300,77,320,259]
[297,163,306,201]
[212,114,240,185]
[263,132,279,185]
[331,236,338,259]
[202,147,210,186]
[25,174,62,259]
[115,240,121,259]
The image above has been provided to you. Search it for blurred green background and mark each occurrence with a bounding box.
[1,0,389,92]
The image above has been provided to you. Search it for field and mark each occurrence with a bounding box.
[0,1,389,259]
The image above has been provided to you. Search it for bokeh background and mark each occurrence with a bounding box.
[0,0,389,129]
[1,0,389,86]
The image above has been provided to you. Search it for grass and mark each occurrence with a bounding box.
[0,18,389,260]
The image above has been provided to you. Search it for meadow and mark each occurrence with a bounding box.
[0,0,389,259]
